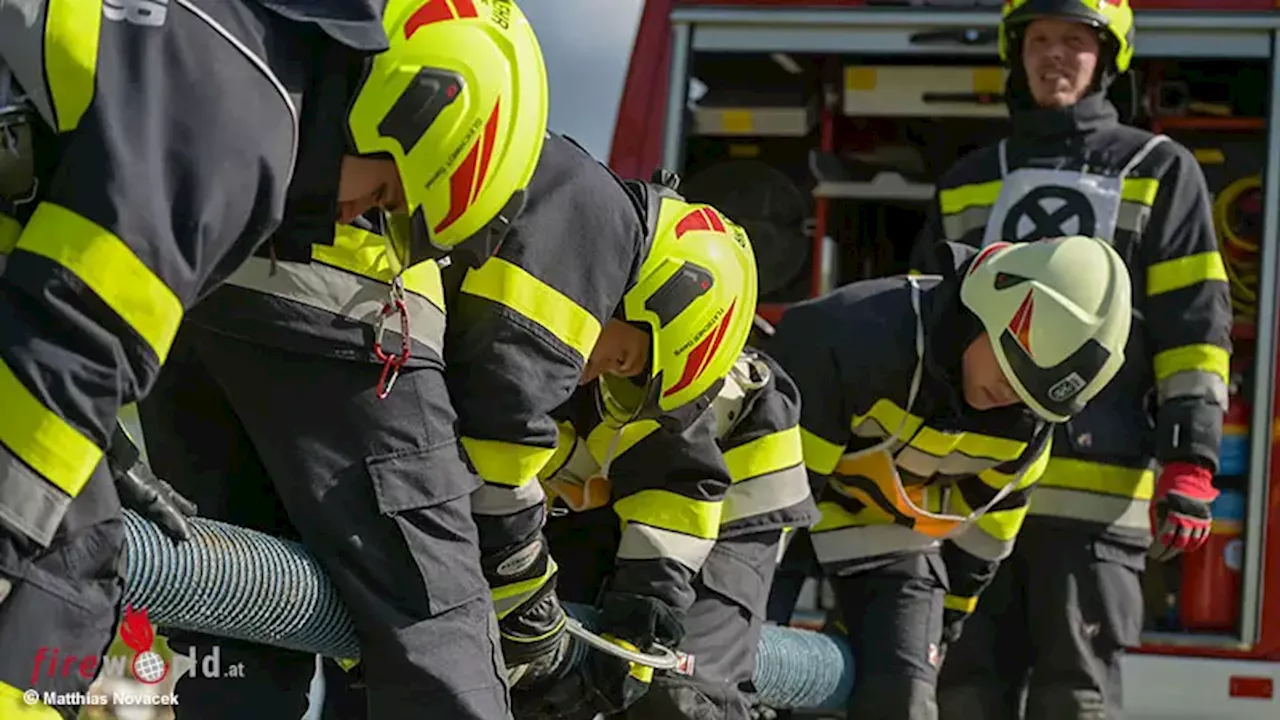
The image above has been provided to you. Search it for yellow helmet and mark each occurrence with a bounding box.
[347,0,548,268]
[601,185,759,428]
[999,0,1135,73]
[961,235,1133,423]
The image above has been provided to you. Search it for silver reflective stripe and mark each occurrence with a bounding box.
[1117,201,1153,235]
[810,523,939,566]
[942,205,991,241]
[1158,369,1229,408]
[0,442,71,547]
[617,524,715,571]
[472,480,546,518]
[1026,486,1151,532]
[949,523,1014,561]
[722,465,812,525]
[225,257,445,355]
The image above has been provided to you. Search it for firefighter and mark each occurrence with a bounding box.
[908,2,1233,717]
[0,0,550,718]
[518,340,818,720]
[440,170,764,717]
[768,236,1134,720]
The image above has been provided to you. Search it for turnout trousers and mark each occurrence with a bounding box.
[937,521,1145,720]
[137,325,511,719]
[0,466,123,719]
[544,508,784,720]
[830,550,950,720]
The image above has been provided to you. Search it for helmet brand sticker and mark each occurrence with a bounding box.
[1048,372,1087,403]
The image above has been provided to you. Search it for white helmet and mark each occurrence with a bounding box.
[960,236,1132,423]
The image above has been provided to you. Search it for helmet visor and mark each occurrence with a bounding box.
[996,331,1112,421]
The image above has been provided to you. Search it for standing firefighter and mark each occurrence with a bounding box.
[770,237,1133,720]
[909,1,1233,717]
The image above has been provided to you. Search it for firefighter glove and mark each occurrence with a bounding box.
[108,425,196,542]
[599,590,686,649]
[1149,461,1218,562]
[511,635,655,720]
[484,534,573,688]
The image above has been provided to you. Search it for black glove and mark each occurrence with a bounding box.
[511,591,684,720]
[599,590,685,649]
[512,635,655,720]
[108,424,196,542]
[483,535,572,687]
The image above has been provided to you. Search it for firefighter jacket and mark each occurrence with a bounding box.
[0,0,381,548]
[769,245,1052,609]
[538,349,819,612]
[908,90,1232,546]
[441,133,654,554]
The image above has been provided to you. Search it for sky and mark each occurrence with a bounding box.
[518,0,647,162]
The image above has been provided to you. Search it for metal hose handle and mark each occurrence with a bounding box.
[563,616,681,670]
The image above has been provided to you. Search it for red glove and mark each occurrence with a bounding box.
[1149,462,1219,562]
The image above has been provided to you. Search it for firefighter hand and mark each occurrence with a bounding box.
[108,426,196,542]
[599,590,686,650]
[1149,461,1218,562]
[503,591,573,689]
[511,636,654,720]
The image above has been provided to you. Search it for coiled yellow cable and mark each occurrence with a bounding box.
[1213,175,1261,321]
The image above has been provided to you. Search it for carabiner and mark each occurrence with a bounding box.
[373,278,412,399]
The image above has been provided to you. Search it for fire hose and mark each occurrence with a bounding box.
[1215,175,1261,323]
[119,509,854,711]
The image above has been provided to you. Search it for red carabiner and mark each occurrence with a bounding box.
[372,282,412,399]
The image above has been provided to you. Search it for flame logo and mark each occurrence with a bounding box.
[120,605,156,654]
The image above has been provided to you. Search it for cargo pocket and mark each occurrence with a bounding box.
[368,442,487,616]
[1087,539,1146,651]
[701,540,772,622]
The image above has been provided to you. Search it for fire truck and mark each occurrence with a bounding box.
[602,1,1280,717]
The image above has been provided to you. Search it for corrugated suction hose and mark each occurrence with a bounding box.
[121,510,852,710]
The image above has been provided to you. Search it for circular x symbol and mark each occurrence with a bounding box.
[1002,185,1097,241]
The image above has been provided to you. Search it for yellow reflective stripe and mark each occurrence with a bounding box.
[943,594,978,614]
[862,400,1025,461]
[44,0,103,132]
[0,213,21,253]
[800,427,843,475]
[0,681,62,719]
[1120,177,1159,206]
[949,488,1025,542]
[1147,251,1228,297]
[491,557,558,620]
[978,438,1050,491]
[907,269,923,276]
[586,420,661,464]
[811,498,895,532]
[315,225,445,309]
[974,503,1028,542]
[939,181,1002,215]
[0,355,102,497]
[723,428,804,484]
[336,658,361,672]
[18,203,184,363]
[537,422,578,482]
[1039,457,1154,500]
[460,437,554,487]
[461,258,601,360]
[613,488,722,540]
[1153,344,1230,385]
